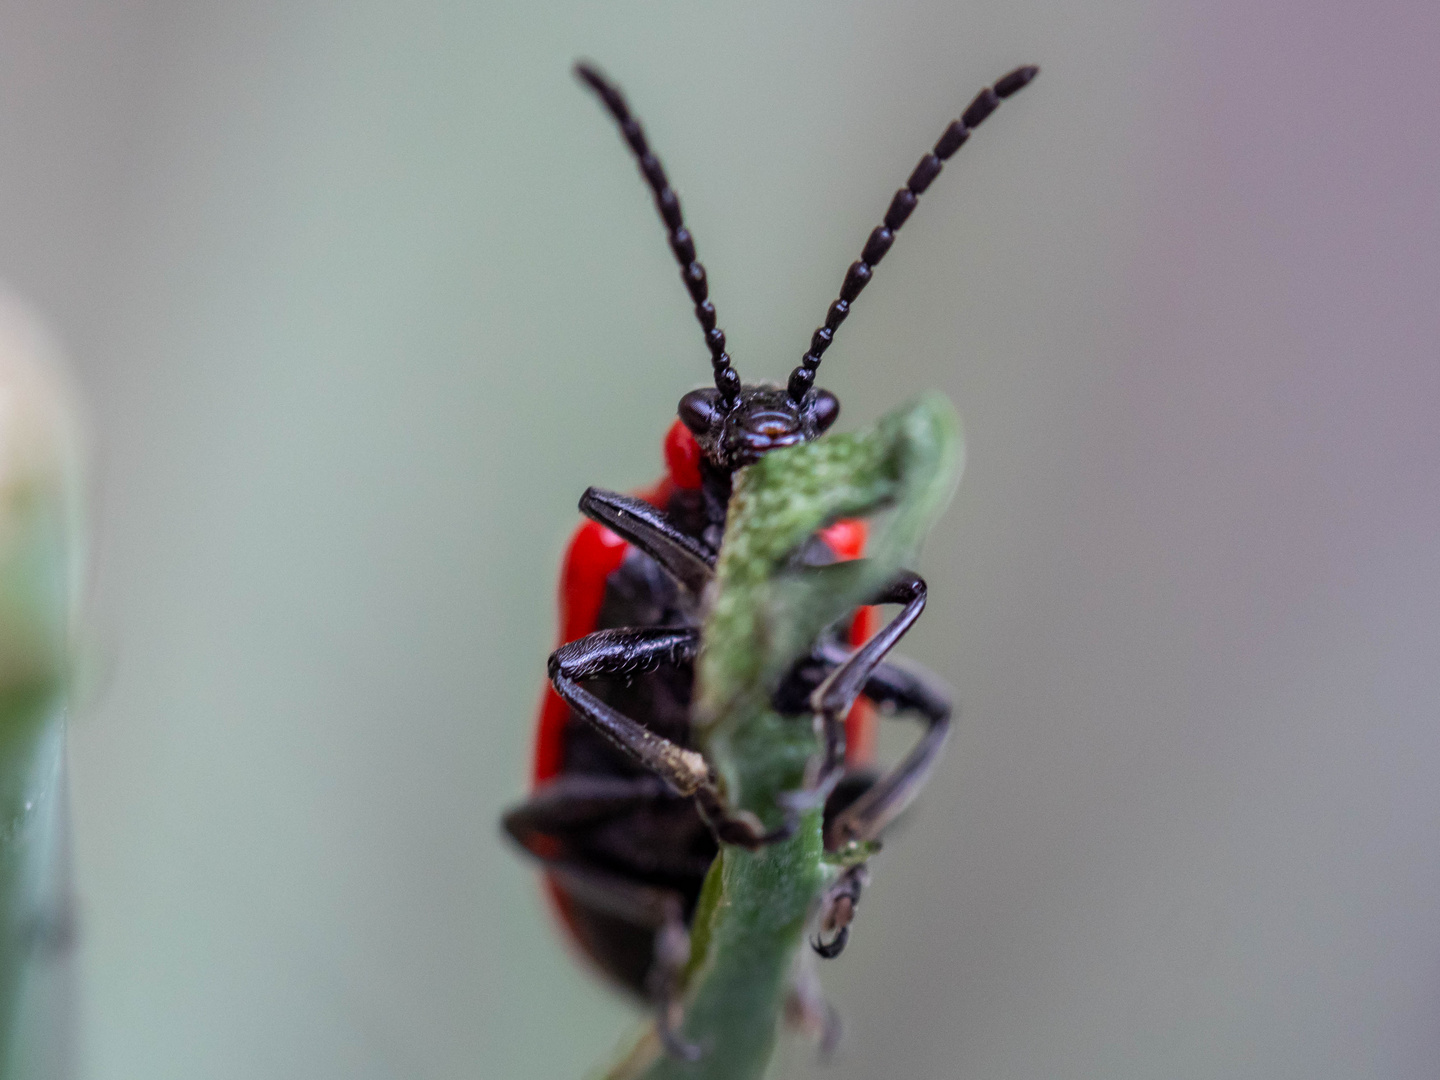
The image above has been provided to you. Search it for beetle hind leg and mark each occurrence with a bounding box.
[785,950,843,1060]
[548,863,702,1061]
[502,790,705,1063]
[649,899,702,1061]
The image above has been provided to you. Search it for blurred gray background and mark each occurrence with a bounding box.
[2,1,1438,1077]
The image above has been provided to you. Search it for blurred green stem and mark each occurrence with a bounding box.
[0,690,66,1074]
[0,293,84,1079]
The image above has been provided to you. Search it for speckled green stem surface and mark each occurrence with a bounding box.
[602,393,962,1080]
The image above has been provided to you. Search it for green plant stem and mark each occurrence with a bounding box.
[603,393,961,1080]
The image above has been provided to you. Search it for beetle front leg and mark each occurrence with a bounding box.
[551,627,798,850]
[580,487,715,594]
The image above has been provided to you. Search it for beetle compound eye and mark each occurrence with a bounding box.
[806,389,841,434]
[678,387,724,436]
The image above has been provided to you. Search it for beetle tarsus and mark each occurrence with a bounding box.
[697,789,800,850]
[812,864,868,959]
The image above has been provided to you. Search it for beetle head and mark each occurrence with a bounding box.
[678,383,839,471]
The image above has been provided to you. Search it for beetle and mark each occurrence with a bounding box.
[502,60,1037,1049]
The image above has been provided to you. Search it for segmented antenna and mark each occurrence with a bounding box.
[575,63,740,404]
[787,65,1039,402]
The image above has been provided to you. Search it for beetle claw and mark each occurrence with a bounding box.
[812,864,868,959]
[811,924,849,959]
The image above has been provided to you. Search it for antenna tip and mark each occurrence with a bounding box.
[573,61,629,120]
[994,65,1040,98]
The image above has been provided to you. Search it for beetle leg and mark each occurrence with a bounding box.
[651,899,702,1061]
[580,487,715,594]
[551,626,699,682]
[823,651,952,851]
[691,783,800,850]
[551,628,797,850]
[550,628,709,794]
[502,773,672,853]
[785,950,843,1060]
[530,859,702,1061]
[812,863,869,959]
[502,773,715,885]
[801,569,950,820]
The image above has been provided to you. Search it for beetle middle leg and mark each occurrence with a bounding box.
[771,563,952,960]
[811,862,869,960]
[550,626,800,849]
[811,636,952,960]
[784,565,952,817]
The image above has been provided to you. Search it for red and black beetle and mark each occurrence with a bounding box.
[503,61,1037,1041]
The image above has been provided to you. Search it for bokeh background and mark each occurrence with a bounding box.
[1,1,1437,1077]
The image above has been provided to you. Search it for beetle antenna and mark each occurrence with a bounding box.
[575,62,741,405]
[786,65,1039,402]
